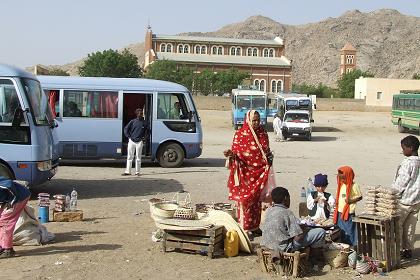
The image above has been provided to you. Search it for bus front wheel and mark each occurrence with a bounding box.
[157,143,185,168]
[398,120,407,133]
[0,163,14,180]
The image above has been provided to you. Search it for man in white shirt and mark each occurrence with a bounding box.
[272,114,283,142]
[392,135,420,259]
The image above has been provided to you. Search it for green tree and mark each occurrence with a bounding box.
[144,60,194,90]
[48,68,69,76]
[292,83,338,98]
[78,49,142,78]
[412,73,420,80]
[337,69,374,98]
[213,68,250,95]
[194,69,216,96]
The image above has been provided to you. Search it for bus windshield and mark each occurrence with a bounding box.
[21,78,53,125]
[252,97,266,109]
[299,99,311,110]
[236,96,251,109]
[285,100,299,110]
[0,79,20,123]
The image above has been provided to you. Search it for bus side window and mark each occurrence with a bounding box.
[0,80,21,123]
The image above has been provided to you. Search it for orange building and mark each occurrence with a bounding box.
[144,26,292,93]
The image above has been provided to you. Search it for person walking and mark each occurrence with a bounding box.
[0,177,31,258]
[272,113,283,142]
[391,135,420,259]
[223,110,273,240]
[122,108,149,176]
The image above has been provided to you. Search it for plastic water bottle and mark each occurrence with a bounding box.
[300,187,306,202]
[65,194,71,212]
[306,177,315,197]
[70,188,78,211]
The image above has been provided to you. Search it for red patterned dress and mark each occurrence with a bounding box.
[227,110,271,231]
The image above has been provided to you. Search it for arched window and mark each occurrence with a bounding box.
[218,46,223,55]
[184,45,189,53]
[236,47,241,56]
[269,49,274,57]
[254,80,260,89]
[178,44,184,53]
[195,45,201,54]
[201,46,206,54]
[260,80,265,91]
[166,44,172,52]
[230,47,236,55]
[346,55,354,64]
[253,48,258,56]
[160,44,166,52]
[247,48,252,56]
[263,48,269,57]
[212,46,218,55]
[276,80,283,92]
[271,80,277,93]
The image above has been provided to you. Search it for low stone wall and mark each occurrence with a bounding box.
[192,95,391,112]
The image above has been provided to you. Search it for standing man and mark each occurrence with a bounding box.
[392,135,420,259]
[122,108,149,176]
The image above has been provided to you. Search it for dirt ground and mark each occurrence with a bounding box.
[3,110,420,280]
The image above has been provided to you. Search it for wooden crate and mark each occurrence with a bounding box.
[53,210,83,222]
[161,225,224,258]
[353,214,401,271]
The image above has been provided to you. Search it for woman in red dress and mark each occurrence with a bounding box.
[224,110,273,238]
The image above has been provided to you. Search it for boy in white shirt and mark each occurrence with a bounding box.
[307,174,335,221]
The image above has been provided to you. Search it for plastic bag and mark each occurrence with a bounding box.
[259,166,276,202]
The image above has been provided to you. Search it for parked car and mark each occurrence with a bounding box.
[281,110,313,141]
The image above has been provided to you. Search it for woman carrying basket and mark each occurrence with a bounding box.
[224,110,273,240]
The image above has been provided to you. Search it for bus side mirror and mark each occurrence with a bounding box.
[12,108,24,127]
[311,119,314,123]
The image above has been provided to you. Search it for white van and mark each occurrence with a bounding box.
[281,110,313,141]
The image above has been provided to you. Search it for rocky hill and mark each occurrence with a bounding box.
[59,9,420,87]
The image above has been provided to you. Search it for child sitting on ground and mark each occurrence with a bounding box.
[307,173,335,221]
[261,187,326,252]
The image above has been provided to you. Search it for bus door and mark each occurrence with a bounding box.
[122,93,152,156]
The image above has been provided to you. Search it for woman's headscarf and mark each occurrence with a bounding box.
[333,166,355,223]
[242,110,268,163]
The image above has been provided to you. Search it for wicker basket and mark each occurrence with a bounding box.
[151,202,179,219]
[172,191,197,220]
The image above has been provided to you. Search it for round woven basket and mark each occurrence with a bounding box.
[152,202,178,219]
[173,207,197,220]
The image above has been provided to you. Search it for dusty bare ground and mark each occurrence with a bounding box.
[3,110,420,280]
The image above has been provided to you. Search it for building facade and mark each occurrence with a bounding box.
[340,43,356,76]
[144,27,292,93]
[355,77,420,106]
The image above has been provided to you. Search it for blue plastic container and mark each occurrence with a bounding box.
[38,206,49,223]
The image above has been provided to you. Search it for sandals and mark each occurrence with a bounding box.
[0,248,16,259]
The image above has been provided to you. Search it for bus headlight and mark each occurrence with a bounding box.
[37,160,52,171]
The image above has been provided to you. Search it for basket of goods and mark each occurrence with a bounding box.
[151,202,179,219]
[324,242,351,268]
[173,191,197,220]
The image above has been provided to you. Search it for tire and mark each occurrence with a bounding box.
[0,162,14,180]
[157,143,185,168]
[398,120,407,133]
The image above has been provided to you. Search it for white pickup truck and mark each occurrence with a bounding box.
[281,110,313,141]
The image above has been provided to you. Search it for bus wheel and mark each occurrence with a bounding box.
[398,120,407,133]
[0,163,14,180]
[157,143,185,168]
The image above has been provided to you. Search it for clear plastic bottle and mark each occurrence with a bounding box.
[70,188,78,211]
[300,187,306,202]
[306,177,315,197]
[65,194,71,212]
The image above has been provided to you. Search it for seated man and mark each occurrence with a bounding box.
[261,187,326,252]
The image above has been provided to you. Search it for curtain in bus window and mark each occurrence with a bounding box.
[48,90,57,117]
[89,91,118,118]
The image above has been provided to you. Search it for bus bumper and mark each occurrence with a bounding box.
[11,160,58,187]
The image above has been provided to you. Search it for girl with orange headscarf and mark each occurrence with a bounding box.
[333,166,362,246]
[224,110,273,239]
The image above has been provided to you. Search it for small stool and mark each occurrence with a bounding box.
[256,246,308,278]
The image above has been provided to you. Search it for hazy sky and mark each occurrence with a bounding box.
[2,0,419,68]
